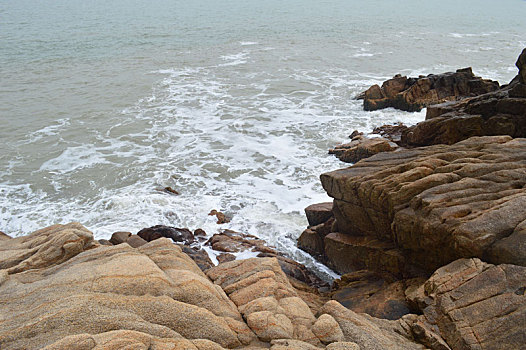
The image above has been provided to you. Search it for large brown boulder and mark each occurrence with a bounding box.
[360,68,499,112]
[320,136,526,277]
[402,48,526,146]
[406,258,526,350]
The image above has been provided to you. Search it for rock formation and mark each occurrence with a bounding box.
[359,68,499,112]
[319,136,526,277]
[401,48,526,146]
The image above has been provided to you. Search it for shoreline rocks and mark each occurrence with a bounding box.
[359,68,499,112]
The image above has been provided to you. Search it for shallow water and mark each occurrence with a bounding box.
[1,0,525,279]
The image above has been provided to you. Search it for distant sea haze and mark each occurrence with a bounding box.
[1,0,525,278]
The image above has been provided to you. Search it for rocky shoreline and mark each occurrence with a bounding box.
[1,49,525,350]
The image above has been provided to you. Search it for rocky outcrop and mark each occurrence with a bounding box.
[319,136,526,277]
[402,48,526,146]
[137,225,195,244]
[359,68,499,112]
[2,222,434,350]
[405,258,526,350]
[329,135,398,163]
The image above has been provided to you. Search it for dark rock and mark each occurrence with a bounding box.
[137,225,195,245]
[126,235,147,248]
[208,210,231,224]
[329,135,397,163]
[320,136,526,277]
[98,239,112,246]
[371,123,408,143]
[194,228,207,236]
[109,231,131,245]
[217,253,236,264]
[298,217,334,258]
[331,270,421,320]
[361,68,499,112]
[179,245,214,271]
[349,130,363,139]
[304,202,333,226]
[402,49,526,147]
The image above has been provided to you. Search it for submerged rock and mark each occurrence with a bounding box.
[137,224,195,244]
[359,68,499,112]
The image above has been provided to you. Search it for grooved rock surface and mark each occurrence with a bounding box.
[360,68,499,112]
[329,136,397,163]
[0,225,250,350]
[321,136,526,276]
[402,49,526,146]
[411,258,526,350]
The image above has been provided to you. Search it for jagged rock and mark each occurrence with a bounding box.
[312,314,345,344]
[109,231,131,245]
[320,136,526,276]
[298,217,334,259]
[412,258,526,350]
[137,225,195,244]
[304,202,333,226]
[321,300,425,349]
[0,222,96,274]
[0,225,253,349]
[402,49,526,146]
[329,135,397,163]
[360,69,499,112]
[371,123,408,143]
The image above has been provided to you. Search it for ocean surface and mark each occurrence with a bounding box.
[1,0,525,279]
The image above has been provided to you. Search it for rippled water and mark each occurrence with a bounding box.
[1,0,525,279]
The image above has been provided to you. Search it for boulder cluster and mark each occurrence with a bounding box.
[299,49,526,349]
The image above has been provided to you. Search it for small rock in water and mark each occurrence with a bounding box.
[154,186,180,195]
[137,225,195,244]
[208,209,231,224]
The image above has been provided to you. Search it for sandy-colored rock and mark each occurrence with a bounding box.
[418,258,526,350]
[321,300,425,350]
[0,231,12,240]
[0,225,250,350]
[269,338,319,350]
[312,314,345,344]
[326,342,360,350]
[246,311,294,342]
[191,338,227,350]
[239,296,285,316]
[278,297,316,326]
[0,222,97,274]
[127,234,148,248]
[320,136,526,276]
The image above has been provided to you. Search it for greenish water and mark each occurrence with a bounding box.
[1,0,524,278]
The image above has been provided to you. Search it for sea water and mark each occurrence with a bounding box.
[1,0,525,279]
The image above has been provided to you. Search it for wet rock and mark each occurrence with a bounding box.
[371,122,408,143]
[360,69,499,112]
[331,270,419,320]
[217,253,236,264]
[137,225,195,245]
[304,202,333,226]
[209,209,231,224]
[163,186,180,195]
[320,136,526,276]
[402,49,526,146]
[180,245,215,271]
[194,228,207,236]
[329,135,397,163]
[349,130,363,139]
[109,231,131,245]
